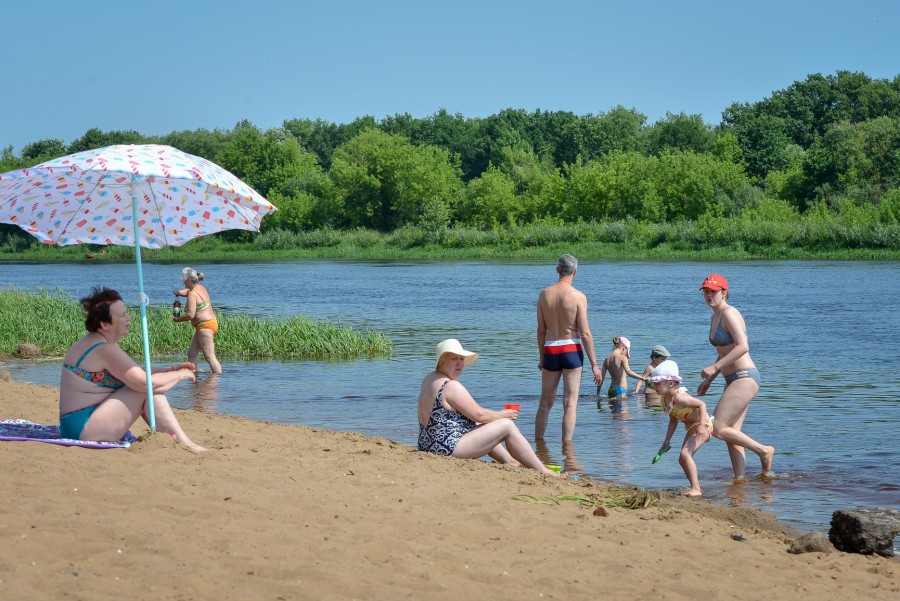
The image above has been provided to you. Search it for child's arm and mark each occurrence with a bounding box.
[676,393,709,426]
[662,416,678,449]
[622,358,644,381]
[597,358,609,392]
[635,365,652,393]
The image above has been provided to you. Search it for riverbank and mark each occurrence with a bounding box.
[3,220,900,262]
[1,377,896,601]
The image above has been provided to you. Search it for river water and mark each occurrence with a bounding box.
[2,259,898,541]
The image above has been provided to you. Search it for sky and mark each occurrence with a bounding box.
[1,0,898,153]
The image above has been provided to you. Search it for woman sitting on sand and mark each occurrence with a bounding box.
[417,339,559,476]
[59,287,207,452]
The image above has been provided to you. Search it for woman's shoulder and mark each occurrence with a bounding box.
[421,371,450,388]
[65,336,117,363]
[722,304,747,326]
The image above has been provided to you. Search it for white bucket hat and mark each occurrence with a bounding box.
[649,359,682,383]
[435,339,479,369]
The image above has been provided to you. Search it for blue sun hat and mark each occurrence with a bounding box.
[649,360,682,383]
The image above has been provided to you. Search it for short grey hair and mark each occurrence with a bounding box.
[182,267,204,284]
[557,254,578,276]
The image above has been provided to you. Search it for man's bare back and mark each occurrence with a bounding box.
[537,281,585,342]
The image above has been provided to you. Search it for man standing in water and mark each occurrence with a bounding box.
[535,254,602,441]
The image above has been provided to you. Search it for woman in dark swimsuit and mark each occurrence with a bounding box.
[59,287,207,452]
[696,274,773,480]
[417,339,560,476]
[173,267,222,374]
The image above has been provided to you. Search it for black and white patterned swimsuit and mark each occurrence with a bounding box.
[418,379,476,456]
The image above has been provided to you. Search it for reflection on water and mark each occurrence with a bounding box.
[561,440,583,474]
[191,373,221,413]
[597,396,631,417]
[717,478,777,510]
[536,439,585,475]
[638,392,663,409]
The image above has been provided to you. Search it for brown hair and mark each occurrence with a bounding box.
[80,287,123,332]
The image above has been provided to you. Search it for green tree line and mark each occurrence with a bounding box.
[2,70,899,250]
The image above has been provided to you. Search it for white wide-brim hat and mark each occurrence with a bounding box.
[649,359,682,383]
[435,338,479,369]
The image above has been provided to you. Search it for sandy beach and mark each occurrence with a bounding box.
[1,375,897,601]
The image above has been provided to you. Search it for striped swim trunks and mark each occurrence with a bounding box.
[542,339,584,371]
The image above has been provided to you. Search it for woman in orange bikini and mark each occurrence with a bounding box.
[173,267,222,374]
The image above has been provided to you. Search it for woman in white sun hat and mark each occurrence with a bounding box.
[417,339,560,476]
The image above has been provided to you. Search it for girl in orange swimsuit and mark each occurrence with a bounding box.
[173,267,222,374]
[650,360,713,498]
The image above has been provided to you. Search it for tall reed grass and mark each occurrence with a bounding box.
[0,288,393,360]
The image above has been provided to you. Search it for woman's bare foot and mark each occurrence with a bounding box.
[760,445,775,475]
[176,435,209,453]
[682,488,703,498]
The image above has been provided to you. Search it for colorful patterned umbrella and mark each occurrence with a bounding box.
[0,144,277,429]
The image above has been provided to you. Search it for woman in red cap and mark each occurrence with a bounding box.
[697,274,774,480]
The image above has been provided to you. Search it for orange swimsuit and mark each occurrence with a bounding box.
[194,318,218,334]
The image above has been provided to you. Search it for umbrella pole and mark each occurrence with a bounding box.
[131,183,156,431]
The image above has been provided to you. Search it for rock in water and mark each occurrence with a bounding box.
[829,508,900,557]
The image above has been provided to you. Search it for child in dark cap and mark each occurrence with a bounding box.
[636,345,670,397]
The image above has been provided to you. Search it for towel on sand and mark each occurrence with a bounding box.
[0,419,136,448]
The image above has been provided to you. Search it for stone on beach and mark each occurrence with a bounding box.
[788,531,833,554]
[829,507,900,557]
[16,343,40,358]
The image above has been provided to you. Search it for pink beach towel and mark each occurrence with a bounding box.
[0,419,136,448]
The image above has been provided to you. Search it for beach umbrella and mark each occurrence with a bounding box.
[0,144,277,429]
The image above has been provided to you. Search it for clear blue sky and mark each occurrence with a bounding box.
[2,0,897,153]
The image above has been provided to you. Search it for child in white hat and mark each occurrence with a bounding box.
[650,360,713,497]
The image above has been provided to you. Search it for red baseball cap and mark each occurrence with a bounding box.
[699,273,728,291]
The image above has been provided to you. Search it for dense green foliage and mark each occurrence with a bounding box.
[2,70,899,256]
[0,289,393,359]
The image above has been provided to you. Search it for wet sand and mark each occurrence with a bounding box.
[1,376,897,600]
